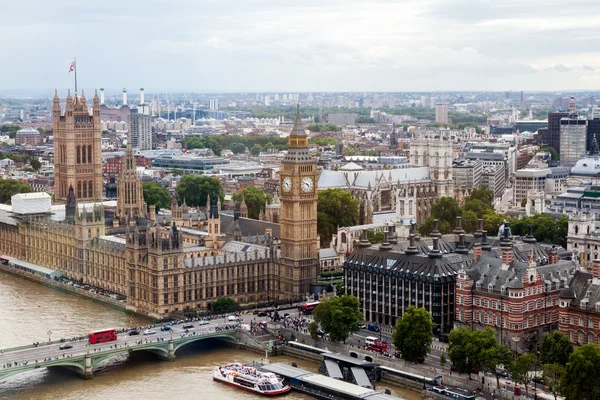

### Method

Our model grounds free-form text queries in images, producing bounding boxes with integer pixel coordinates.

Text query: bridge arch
[172,332,237,355]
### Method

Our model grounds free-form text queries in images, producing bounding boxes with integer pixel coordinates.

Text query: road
[0,314,263,369]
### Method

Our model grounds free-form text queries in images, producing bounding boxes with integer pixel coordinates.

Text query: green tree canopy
[561,344,600,400]
[250,144,262,156]
[312,295,363,343]
[541,331,574,366]
[309,137,338,146]
[509,214,569,248]
[392,306,435,363]
[0,177,33,204]
[142,182,172,212]
[229,142,246,154]
[232,187,271,220]
[211,297,239,314]
[317,188,360,247]
[510,353,537,397]
[186,136,223,156]
[544,363,565,400]
[448,327,512,386]
[175,175,223,207]
[29,158,41,170]
[307,124,341,132]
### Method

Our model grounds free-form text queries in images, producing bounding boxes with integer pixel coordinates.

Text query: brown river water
[0,272,420,400]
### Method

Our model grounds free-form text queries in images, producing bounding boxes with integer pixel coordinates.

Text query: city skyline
[2,0,599,93]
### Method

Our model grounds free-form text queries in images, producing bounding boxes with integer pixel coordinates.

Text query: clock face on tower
[301,177,314,192]
[282,176,292,192]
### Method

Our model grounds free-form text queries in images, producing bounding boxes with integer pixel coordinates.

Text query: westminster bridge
[0,320,243,381]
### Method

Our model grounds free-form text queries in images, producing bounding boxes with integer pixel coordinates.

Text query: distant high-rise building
[209,99,219,110]
[560,112,587,167]
[569,96,577,114]
[538,111,569,151]
[274,94,280,101]
[53,89,103,202]
[520,91,525,109]
[264,96,271,107]
[129,113,152,151]
[19,109,24,120]
[435,102,449,124]
[593,106,600,119]
[430,97,437,108]
[282,94,288,101]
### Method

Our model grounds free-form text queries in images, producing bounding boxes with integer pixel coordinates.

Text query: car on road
[367,323,380,332]
[160,326,172,331]
[143,329,156,335]
[496,369,509,378]
[199,320,210,325]
[128,330,140,336]
[227,316,240,322]
[182,324,194,329]
[59,343,73,350]
[257,311,268,317]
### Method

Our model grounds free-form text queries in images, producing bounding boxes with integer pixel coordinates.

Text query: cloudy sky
[2,0,600,93]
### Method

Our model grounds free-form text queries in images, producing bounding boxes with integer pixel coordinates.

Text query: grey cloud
[584,65,595,71]
[554,64,571,72]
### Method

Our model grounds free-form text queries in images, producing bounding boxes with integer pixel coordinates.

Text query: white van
[227,315,240,322]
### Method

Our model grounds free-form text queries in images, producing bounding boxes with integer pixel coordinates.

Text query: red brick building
[455,224,576,354]
[558,263,600,346]
[103,155,151,175]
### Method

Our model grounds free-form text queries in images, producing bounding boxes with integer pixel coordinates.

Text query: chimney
[122,87,128,106]
[473,239,482,261]
[405,224,419,255]
[474,218,483,238]
[431,219,442,238]
[100,88,105,105]
[523,224,536,243]
[548,245,559,265]
[379,230,392,251]
[358,229,372,248]
[140,88,145,105]
[453,216,465,235]
[593,259,600,279]
[481,230,492,251]
[501,222,513,266]
[429,236,442,259]
[456,233,468,254]
[149,204,156,220]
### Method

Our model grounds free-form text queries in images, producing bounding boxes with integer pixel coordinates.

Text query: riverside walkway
[0,320,238,380]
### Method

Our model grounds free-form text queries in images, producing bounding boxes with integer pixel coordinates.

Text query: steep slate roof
[564,271,600,309]
[220,213,281,238]
[318,170,349,189]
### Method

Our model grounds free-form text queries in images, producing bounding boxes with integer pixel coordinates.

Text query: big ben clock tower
[279,104,319,299]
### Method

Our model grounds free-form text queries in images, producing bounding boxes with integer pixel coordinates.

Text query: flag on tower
[69,60,76,73]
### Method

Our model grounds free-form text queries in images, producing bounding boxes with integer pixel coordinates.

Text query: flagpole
[74,57,78,94]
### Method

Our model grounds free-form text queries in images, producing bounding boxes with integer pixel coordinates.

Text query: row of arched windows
[76,145,93,164]
[77,179,94,199]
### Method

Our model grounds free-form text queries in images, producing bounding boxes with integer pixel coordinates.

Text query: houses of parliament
[0,90,319,318]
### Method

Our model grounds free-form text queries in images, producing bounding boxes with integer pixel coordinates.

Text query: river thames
[0,273,420,400]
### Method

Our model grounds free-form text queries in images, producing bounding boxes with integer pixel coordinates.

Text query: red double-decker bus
[300,301,320,315]
[88,328,118,344]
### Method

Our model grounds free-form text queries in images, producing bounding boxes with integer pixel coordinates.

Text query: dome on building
[571,156,600,177]
[559,287,575,299]
[507,276,524,289]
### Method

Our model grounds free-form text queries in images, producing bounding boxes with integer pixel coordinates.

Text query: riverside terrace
[0,321,238,381]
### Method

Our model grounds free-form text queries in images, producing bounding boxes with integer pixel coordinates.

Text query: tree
[312,295,363,343]
[464,199,490,218]
[541,331,574,366]
[29,158,41,170]
[561,344,600,400]
[175,175,223,207]
[392,306,435,363]
[440,353,447,371]
[0,177,33,204]
[232,187,271,220]
[211,297,239,314]
[448,327,512,387]
[317,188,360,247]
[366,229,385,244]
[462,210,478,233]
[543,363,565,400]
[467,187,494,207]
[432,197,462,224]
[229,142,246,154]
[540,146,559,161]
[309,322,319,340]
[250,144,262,156]
[142,182,172,212]
[483,211,505,236]
[510,353,536,396]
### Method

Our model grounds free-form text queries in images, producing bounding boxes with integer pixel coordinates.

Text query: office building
[453,159,483,203]
[538,112,569,152]
[15,128,43,145]
[481,164,505,200]
[209,99,219,111]
[560,114,587,167]
[435,102,449,124]
[129,113,152,151]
